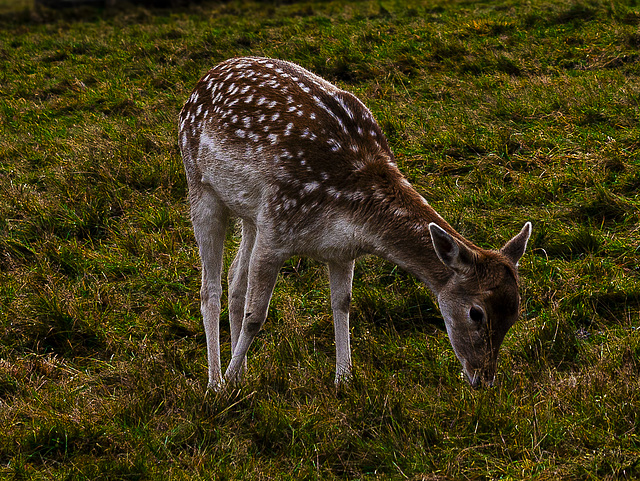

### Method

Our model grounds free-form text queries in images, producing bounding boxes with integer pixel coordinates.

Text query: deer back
[179,57,414,259]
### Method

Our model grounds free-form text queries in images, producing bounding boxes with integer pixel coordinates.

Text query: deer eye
[469,306,485,324]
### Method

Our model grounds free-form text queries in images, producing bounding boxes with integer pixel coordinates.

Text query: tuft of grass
[1,0,640,479]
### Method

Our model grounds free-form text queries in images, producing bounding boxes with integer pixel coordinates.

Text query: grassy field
[1,0,640,478]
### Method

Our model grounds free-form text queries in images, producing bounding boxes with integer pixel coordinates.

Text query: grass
[1,0,640,478]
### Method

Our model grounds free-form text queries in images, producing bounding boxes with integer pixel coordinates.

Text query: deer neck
[356,167,471,295]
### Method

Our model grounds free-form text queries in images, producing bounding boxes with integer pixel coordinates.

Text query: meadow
[1,0,639,478]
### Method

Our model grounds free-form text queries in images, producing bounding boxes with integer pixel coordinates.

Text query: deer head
[430,222,531,387]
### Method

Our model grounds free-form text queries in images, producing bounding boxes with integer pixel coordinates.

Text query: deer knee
[200,283,222,304]
[335,292,351,314]
[242,312,264,336]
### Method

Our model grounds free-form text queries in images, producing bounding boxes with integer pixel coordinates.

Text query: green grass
[1,0,640,478]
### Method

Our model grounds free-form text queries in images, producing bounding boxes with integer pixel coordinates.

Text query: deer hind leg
[224,234,284,384]
[227,220,257,376]
[328,260,355,385]
[190,188,230,391]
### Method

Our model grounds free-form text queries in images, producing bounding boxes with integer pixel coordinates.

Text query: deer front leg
[224,243,284,384]
[329,260,355,385]
[190,192,229,391]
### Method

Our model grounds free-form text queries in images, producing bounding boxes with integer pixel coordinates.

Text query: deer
[178,56,532,390]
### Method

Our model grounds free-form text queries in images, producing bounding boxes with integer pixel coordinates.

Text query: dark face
[437,261,521,388]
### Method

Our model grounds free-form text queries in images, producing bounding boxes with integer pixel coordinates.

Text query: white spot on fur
[327,139,341,152]
[285,123,294,136]
[326,186,341,199]
[283,198,297,211]
[337,96,354,119]
[302,181,319,195]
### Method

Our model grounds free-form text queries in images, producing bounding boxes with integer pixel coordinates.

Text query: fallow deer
[179,56,531,389]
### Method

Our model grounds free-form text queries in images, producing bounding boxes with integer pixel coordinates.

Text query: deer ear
[500,222,532,266]
[429,223,474,273]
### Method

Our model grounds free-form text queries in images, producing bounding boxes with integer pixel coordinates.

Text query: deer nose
[466,369,495,389]
[482,372,495,388]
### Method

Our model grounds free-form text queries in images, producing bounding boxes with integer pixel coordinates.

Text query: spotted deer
[179,56,531,390]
